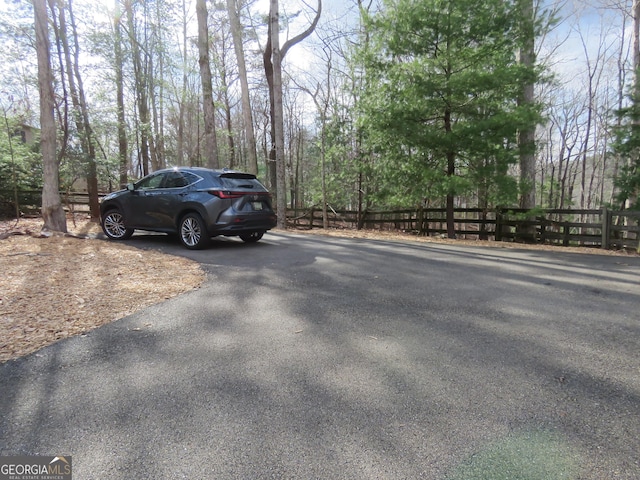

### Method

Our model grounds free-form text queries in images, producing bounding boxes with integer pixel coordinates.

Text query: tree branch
[281,0,322,58]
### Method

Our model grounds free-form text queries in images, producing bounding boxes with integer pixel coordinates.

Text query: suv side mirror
[127,183,135,191]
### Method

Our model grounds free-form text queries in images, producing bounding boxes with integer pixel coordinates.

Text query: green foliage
[0,124,42,191]
[356,0,542,209]
[0,120,43,216]
[301,103,368,210]
[615,162,640,209]
[611,90,640,210]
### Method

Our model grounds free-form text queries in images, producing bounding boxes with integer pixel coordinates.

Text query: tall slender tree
[269,0,286,227]
[114,0,128,188]
[518,0,537,212]
[264,0,321,226]
[125,0,152,176]
[34,0,66,232]
[55,0,100,218]
[196,0,220,169]
[227,0,258,175]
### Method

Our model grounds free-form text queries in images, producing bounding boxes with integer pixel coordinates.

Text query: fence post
[495,208,502,242]
[601,206,610,250]
[539,218,546,244]
[562,223,570,246]
[417,205,426,235]
[637,216,640,254]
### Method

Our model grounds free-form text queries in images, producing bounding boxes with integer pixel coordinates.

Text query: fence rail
[288,206,640,251]
[0,189,104,213]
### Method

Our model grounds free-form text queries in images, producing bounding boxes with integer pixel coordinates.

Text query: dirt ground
[1,214,636,364]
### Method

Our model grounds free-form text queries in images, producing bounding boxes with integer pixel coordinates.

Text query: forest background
[1,0,639,233]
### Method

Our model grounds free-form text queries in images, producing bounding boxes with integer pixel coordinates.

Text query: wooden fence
[3,190,638,251]
[288,206,640,251]
[0,190,101,214]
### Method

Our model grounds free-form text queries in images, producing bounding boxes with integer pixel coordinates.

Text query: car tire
[101,209,134,240]
[239,231,264,243]
[179,213,210,250]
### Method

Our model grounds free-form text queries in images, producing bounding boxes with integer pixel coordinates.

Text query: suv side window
[161,171,201,189]
[162,172,189,189]
[181,172,201,187]
[136,173,164,190]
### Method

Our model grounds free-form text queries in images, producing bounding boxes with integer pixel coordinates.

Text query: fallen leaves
[0,217,205,363]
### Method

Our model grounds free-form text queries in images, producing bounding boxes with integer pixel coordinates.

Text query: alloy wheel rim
[181,218,201,246]
[105,214,126,238]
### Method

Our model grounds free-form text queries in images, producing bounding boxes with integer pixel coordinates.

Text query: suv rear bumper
[210,214,277,235]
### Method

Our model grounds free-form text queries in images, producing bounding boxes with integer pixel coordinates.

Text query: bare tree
[209,9,237,168]
[34,0,66,232]
[265,0,322,228]
[175,0,189,166]
[124,0,152,176]
[53,0,100,218]
[114,0,128,188]
[227,0,258,175]
[269,0,286,227]
[196,0,219,169]
[293,47,333,229]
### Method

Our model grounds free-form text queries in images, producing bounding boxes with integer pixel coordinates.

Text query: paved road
[1,232,639,479]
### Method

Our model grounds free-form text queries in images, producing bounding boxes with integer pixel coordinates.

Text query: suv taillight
[208,190,244,199]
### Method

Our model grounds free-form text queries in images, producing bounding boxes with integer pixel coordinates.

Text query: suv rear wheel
[179,213,210,250]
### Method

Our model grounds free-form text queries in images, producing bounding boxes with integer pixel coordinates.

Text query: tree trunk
[176,0,188,166]
[634,0,640,95]
[34,0,66,232]
[148,55,161,171]
[57,0,99,218]
[227,0,258,175]
[153,0,165,170]
[518,0,536,212]
[219,64,235,168]
[270,0,286,228]
[196,0,219,169]
[262,32,278,191]
[515,0,537,243]
[630,0,640,209]
[114,0,128,188]
[125,0,151,176]
[446,153,456,239]
[263,0,322,211]
[443,105,456,239]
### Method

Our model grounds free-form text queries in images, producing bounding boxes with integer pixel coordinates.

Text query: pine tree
[612,91,640,209]
[358,0,541,237]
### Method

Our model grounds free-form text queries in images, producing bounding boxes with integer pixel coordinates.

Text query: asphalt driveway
[1,232,639,479]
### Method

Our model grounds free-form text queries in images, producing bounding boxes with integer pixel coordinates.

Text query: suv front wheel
[101,209,134,240]
[179,213,210,250]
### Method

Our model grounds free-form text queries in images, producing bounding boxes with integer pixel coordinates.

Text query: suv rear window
[219,172,265,190]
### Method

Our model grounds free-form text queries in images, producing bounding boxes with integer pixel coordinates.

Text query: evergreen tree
[358,0,541,237]
[612,92,640,209]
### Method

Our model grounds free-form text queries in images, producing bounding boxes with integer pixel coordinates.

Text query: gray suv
[100,167,277,249]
